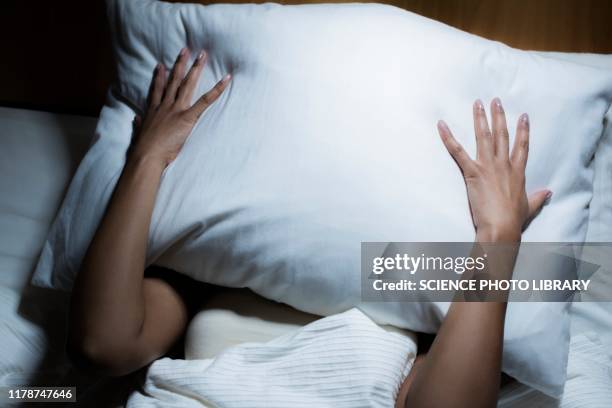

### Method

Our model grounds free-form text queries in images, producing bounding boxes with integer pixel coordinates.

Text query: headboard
[2,0,610,116]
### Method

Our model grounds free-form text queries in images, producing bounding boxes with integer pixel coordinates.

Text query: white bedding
[129,308,417,407]
[35,1,612,395]
[130,332,612,408]
[0,107,142,407]
[0,107,94,291]
[179,287,612,408]
[0,106,95,387]
[1,69,611,406]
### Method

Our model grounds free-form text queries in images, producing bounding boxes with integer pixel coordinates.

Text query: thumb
[527,189,553,220]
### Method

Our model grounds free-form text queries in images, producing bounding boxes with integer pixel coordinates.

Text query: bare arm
[396,98,551,408]
[68,48,231,376]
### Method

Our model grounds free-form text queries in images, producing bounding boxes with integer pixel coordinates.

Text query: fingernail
[222,73,232,82]
[179,47,187,57]
[520,113,529,128]
[475,99,485,111]
[545,190,553,200]
[493,97,503,112]
[437,120,449,131]
[194,51,206,66]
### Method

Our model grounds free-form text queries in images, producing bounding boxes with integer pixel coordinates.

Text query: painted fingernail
[222,73,232,82]
[475,99,485,111]
[520,113,529,128]
[437,120,449,131]
[493,97,503,112]
[196,50,206,63]
[545,190,553,200]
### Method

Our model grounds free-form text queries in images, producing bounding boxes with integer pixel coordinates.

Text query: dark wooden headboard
[1,0,610,116]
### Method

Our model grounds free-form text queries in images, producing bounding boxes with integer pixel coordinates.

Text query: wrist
[126,149,167,175]
[476,226,521,243]
[128,144,168,168]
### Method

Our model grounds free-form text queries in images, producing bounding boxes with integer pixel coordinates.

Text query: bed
[0,107,145,406]
[1,1,612,407]
[1,85,611,408]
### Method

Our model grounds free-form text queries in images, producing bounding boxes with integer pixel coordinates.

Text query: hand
[130,47,231,167]
[437,98,551,240]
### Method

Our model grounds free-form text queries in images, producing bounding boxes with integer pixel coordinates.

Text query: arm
[67,48,231,376]
[396,98,551,408]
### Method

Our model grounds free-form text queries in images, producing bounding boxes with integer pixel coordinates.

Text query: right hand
[437,98,551,241]
[131,47,231,167]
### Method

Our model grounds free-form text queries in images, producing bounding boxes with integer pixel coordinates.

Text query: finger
[511,113,530,170]
[491,97,509,159]
[148,64,166,110]
[162,48,190,105]
[473,99,494,161]
[438,120,477,176]
[177,50,207,107]
[527,190,552,220]
[186,74,232,120]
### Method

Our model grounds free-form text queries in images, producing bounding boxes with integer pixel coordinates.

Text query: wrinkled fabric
[32,0,612,397]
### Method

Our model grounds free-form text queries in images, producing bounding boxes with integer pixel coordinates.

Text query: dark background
[1,0,611,117]
[1,1,113,116]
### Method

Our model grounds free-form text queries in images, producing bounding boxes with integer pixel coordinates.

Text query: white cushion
[534,52,612,243]
[33,0,612,396]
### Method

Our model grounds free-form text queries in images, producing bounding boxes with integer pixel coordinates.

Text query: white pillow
[588,105,612,241]
[0,107,94,290]
[533,52,612,242]
[33,0,612,397]
[540,53,612,243]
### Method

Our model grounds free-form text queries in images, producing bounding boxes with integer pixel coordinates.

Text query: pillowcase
[534,53,612,242]
[0,107,95,290]
[588,101,612,242]
[33,0,612,396]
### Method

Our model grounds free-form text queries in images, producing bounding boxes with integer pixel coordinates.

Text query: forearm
[66,49,229,376]
[400,98,549,407]
[398,228,519,408]
[69,154,164,354]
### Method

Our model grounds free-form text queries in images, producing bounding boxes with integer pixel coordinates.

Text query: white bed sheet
[0,107,94,290]
[0,106,94,385]
[0,107,142,407]
[1,102,611,407]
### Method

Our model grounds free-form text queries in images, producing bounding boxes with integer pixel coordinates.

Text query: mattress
[1,105,611,407]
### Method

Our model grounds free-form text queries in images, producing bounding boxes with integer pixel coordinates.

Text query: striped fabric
[499,332,612,408]
[561,333,612,408]
[127,308,417,407]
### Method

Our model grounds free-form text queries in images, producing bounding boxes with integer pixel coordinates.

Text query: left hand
[437,98,551,240]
